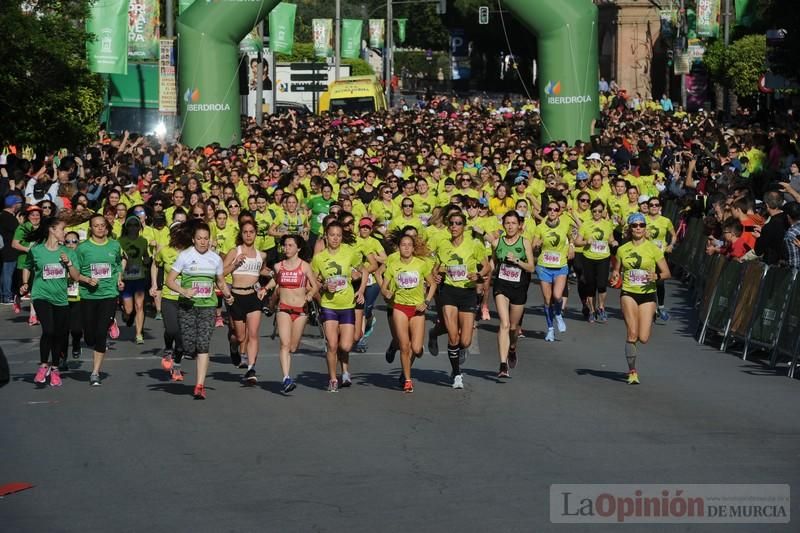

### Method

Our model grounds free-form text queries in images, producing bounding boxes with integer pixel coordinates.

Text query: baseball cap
[586,152,602,161]
[26,204,42,213]
[353,148,365,157]
[627,212,646,225]
[358,217,373,228]
[576,171,589,181]
[4,195,22,208]
[514,175,528,185]
[638,194,651,204]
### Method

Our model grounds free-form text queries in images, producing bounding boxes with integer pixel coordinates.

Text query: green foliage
[703,34,766,98]
[702,39,727,80]
[276,42,373,76]
[0,1,105,150]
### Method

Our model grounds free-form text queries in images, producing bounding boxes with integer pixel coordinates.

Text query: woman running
[311,221,367,392]
[21,217,81,387]
[75,214,125,387]
[487,211,534,377]
[152,218,187,382]
[574,200,617,323]
[381,234,437,393]
[166,220,234,399]
[12,204,43,325]
[118,216,150,344]
[353,218,386,353]
[609,213,671,385]
[63,231,83,366]
[432,210,491,389]
[264,234,319,393]
[532,200,574,342]
[223,220,270,385]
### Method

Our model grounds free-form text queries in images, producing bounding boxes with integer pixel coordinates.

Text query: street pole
[256,22,264,125]
[385,0,393,108]
[335,0,341,81]
[723,0,731,117]
[680,0,687,109]
[166,0,174,38]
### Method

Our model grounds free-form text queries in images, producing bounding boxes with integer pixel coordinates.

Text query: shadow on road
[574,368,628,383]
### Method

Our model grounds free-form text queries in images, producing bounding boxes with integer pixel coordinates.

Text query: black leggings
[60,300,83,356]
[162,299,183,357]
[581,256,611,299]
[32,300,69,366]
[81,298,117,353]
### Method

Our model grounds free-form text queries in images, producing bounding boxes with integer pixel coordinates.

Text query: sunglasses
[630,223,647,228]
[649,203,660,208]
[448,220,465,226]
[193,213,204,218]
[64,239,79,244]
[359,224,372,229]
[154,201,163,206]
[547,207,561,213]
[228,204,240,208]
[592,209,604,214]
[402,204,413,208]
[578,198,590,203]
[382,191,392,194]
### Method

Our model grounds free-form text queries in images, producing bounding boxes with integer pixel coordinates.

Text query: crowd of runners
[2,91,800,397]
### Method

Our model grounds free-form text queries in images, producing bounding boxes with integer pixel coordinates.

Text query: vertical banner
[368,19,384,48]
[159,39,177,115]
[659,9,674,39]
[341,19,362,59]
[128,0,160,60]
[396,19,407,44]
[87,0,130,75]
[696,0,720,38]
[735,0,755,27]
[269,2,297,55]
[312,18,333,58]
[178,0,194,14]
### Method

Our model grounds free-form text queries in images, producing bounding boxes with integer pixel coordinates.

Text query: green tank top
[495,235,527,264]
[494,235,529,285]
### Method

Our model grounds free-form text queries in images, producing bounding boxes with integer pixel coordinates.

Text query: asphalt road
[1,280,798,532]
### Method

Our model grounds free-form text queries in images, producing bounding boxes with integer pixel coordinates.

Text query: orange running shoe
[403,379,414,393]
[193,383,205,399]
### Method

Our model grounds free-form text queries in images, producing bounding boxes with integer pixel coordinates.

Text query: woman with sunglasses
[20,217,81,387]
[609,213,671,385]
[340,213,379,354]
[381,234,437,393]
[645,197,676,322]
[63,231,84,364]
[368,185,396,236]
[311,221,368,392]
[574,200,617,323]
[166,220,234,399]
[118,215,150,344]
[12,205,44,324]
[38,200,57,219]
[432,211,491,389]
[486,211,535,377]
[76,214,125,386]
[532,200,574,342]
[353,217,386,353]
[269,193,308,243]
[387,198,423,234]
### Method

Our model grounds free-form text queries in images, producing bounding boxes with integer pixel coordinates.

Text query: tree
[0,1,105,151]
[702,34,766,99]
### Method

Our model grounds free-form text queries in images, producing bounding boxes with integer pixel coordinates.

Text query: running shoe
[428,327,439,356]
[34,365,49,384]
[229,343,241,367]
[385,344,396,363]
[161,351,174,371]
[89,372,101,386]
[135,334,144,345]
[238,355,249,370]
[12,300,21,314]
[498,363,510,378]
[481,305,490,321]
[340,372,352,388]
[545,327,555,342]
[124,313,135,328]
[363,316,377,338]
[596,308,608,324]
[281,377,296,394]
[355,338,367,353]
[627,369,640,385]
[58,356,69,372]
[72,348,81,359]
[193,383,206,399]
[458,347,468,365]
[108,319,120,340]
[587,312,596,324]
[452,374,464,389]
[214,315,224,328]
[244,368,258,385]
[28,315,39,326]
[582,303,590,319]
[154,312,163,321]
[170,367,183,382]
[658,308,671,322]
[403,379,414,393]
[328,379,339,393]
[508,349,518,369]
[49,368,62,387]
[555,314,567,333]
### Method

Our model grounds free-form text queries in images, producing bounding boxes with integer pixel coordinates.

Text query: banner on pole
[128,0,160,60]
[87,0,130,75]
[312,18,333,58]
[159,39,177,115]
[696,0,720,38]
[368,19,385,48]
[341,19,362,59]
[269,2,297,55]
[396,19,407,44]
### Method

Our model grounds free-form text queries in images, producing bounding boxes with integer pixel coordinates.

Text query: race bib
[67,282,79,297]
[90,263,112,279]
[590,240,609,254]
[366,273,377,286]
[191,281,213,298]
[419,214,432,226]
[42,263,66,280]
[396,271,420,289]
[446,264,468,282]
[498,263,522,282]
[653,239,664,250]
[628,269,649,286]
[541,251,562,266]
[326,275,348,293]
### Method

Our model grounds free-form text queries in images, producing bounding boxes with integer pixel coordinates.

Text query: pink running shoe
[109,318,120,339]
[481,305,490,321]
[49,368,62,387]
[34,365,49,384]
[214,315,224,328]
[28,315,39,326]
[12,299,21,314]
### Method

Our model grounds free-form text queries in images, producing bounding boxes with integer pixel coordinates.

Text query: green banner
[178,0,194,15]
[312,18,333,58]
[368,19,384,48]
[341,19,362,59]
[696,0,719,38]
[87,0,130,75]
[128,0,160,60]
[269,2,297,55]
[396,18,407,44]
[735,0,755,27]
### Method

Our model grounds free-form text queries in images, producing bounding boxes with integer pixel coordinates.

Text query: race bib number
[125,264,142,278]
[590,240,609,254]
[366,273,377,286]
[446,264,468,282]
[653,239,664,250]
[419,214,432,226]
[396,271,420,289]
[67,282,79,297]
[498,263,522,282]
[191,281,213,298]
[42,263,66,280]
[541,251,562,266]
[628,269,649,286]
[90,263,112,279]
[326,275,348,293]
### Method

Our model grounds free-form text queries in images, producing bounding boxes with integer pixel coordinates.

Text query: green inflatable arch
[178,0,597,147]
